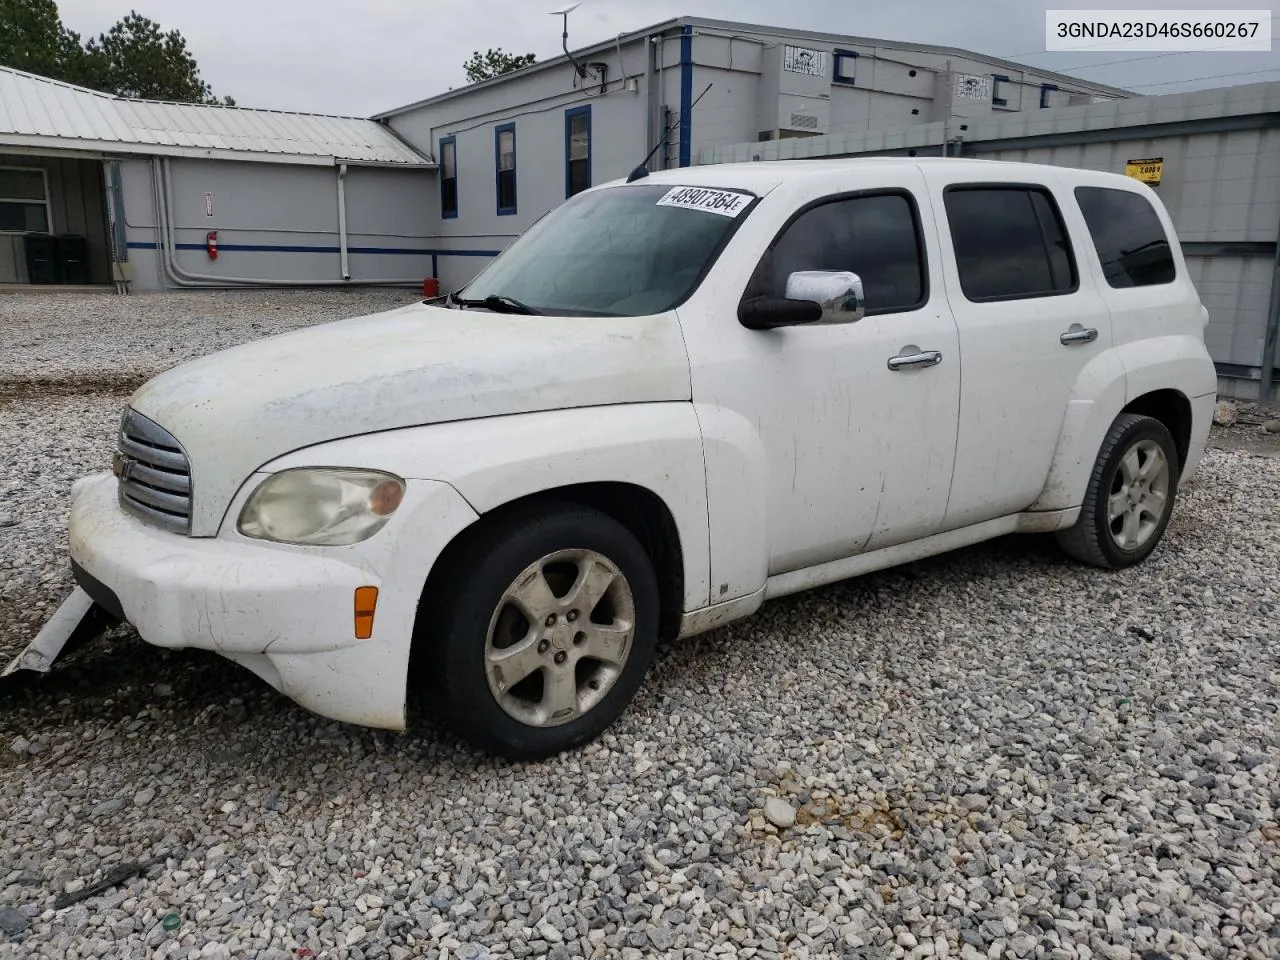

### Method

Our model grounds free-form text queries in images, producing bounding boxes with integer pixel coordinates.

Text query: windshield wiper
[449,292,542,315]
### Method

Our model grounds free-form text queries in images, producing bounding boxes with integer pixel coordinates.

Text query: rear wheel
[1056,413,1179,570]
[425,503,659,760]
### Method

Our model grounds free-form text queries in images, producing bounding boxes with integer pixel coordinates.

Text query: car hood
[128,301,692,535]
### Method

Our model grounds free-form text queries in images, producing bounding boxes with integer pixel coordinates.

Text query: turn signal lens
[369,479,404,517]
[354,586,379,640]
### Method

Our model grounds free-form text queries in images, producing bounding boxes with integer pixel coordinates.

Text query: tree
[0,0,82,80]
[87,11,233,104]
[0,0,233,104]
[464,47,536,84]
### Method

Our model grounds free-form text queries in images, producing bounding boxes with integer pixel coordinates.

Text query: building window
[565,105,591,198]
[833,49,858,86]
[1039,83,1058,109]
[943,185,1078,302]
[991,74,1009,107]
[440,136,457,220]
[1074,186,1176,288]
[495,122,517,216]
[0,167,50,232]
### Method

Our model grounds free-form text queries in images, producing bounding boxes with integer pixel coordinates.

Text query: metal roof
[0,66,432,167]
[373,15,1130,119]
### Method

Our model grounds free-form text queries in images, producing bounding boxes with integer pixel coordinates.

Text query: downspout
[337,162,351,281]
[1260,228,1280,404]
[646,33,659,162]
[941,59,951,158]
[678,24,694,167]
[156,158,421,287]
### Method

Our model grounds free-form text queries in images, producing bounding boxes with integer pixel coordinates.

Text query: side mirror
[784,270,866,325]
[738,270,866,330]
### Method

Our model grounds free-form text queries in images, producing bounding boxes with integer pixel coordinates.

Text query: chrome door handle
[1060,325,1098,345]
[887,348,942,371]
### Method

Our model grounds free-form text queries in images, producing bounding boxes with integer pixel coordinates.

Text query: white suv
[51,158,1217,758]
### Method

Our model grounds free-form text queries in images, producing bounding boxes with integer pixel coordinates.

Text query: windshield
[458,183,757,317]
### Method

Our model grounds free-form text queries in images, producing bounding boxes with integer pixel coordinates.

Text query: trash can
[56,234,89,285]
[22,233,58,284]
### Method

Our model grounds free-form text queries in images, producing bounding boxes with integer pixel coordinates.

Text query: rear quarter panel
[1067,170,1215,392]
[1030,170,1217,510]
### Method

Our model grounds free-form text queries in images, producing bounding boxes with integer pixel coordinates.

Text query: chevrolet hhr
[48,159,1217,759]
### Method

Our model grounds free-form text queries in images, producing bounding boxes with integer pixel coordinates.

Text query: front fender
[260,403,712,612]
[692,403,770,602]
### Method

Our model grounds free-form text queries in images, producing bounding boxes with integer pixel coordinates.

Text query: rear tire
[1056,413,1180,570]
[422,503,659,760]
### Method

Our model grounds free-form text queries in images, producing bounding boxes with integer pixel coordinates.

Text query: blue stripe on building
[126,241,500,257]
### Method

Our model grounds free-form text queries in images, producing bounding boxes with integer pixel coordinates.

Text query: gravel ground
[2,292,1279,960]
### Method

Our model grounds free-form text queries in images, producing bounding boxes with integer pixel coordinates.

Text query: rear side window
[1074,186,1176,288]
[943,186,1077,301]
[743,191,927,314]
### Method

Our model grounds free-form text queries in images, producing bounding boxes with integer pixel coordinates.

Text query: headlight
[237,468,405,546]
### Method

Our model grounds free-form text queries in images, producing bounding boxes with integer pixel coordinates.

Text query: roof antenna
[627,81,714,183]
[549,3,587,78]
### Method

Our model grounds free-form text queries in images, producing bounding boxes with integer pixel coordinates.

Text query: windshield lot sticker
[657,187,753,218]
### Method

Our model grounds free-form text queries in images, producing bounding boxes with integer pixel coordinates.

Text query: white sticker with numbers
[656,186,753,218]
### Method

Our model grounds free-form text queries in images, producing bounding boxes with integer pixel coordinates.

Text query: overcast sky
[54,0,1280,116]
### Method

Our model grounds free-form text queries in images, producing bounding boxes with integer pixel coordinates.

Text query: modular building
[376,16,1128,292]
[0,65,435,291]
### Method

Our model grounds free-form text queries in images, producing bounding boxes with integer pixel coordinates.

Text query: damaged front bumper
[1,586,115,678]
[8,472,480,731]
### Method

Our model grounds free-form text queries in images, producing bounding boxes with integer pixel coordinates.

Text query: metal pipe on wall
[337,162,350,281]
[1260,230,1280,404]
[151,158,422,288]
[646,33,658,161]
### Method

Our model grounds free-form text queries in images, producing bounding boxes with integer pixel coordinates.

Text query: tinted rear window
[1074,186,1176,288]
[943,186,1077,301]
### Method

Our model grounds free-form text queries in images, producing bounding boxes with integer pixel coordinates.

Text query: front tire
[425,503,660,760]
[1056,413,1180,570]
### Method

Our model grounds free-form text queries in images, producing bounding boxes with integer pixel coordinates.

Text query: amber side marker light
[354,586,379,640]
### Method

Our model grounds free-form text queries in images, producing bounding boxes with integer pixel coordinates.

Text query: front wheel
[1056,413,1180,570]
[425,503,660,760]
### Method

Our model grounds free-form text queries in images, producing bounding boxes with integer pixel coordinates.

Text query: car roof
[607,157,1142,195]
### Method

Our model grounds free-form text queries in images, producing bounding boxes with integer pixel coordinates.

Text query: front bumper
[67,473,479,730]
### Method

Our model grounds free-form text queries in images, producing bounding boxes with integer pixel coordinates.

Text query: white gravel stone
[763,798,796,829]
[2,290,1279,960]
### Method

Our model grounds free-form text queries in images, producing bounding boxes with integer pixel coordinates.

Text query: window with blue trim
[565,105,591,198]
[1040,83,1058,109]
[495,122,516,216]
[833,49,858,86]
[991,75,1009,107]
[440,136,457,219]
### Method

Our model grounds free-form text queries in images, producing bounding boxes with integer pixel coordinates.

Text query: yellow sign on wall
[1125,158,1164,185]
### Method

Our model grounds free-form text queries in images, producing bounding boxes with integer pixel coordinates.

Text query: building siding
[387,35,656,289]
[120,157,435,290]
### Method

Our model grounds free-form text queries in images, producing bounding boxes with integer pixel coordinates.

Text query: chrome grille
[115,408,191,534]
